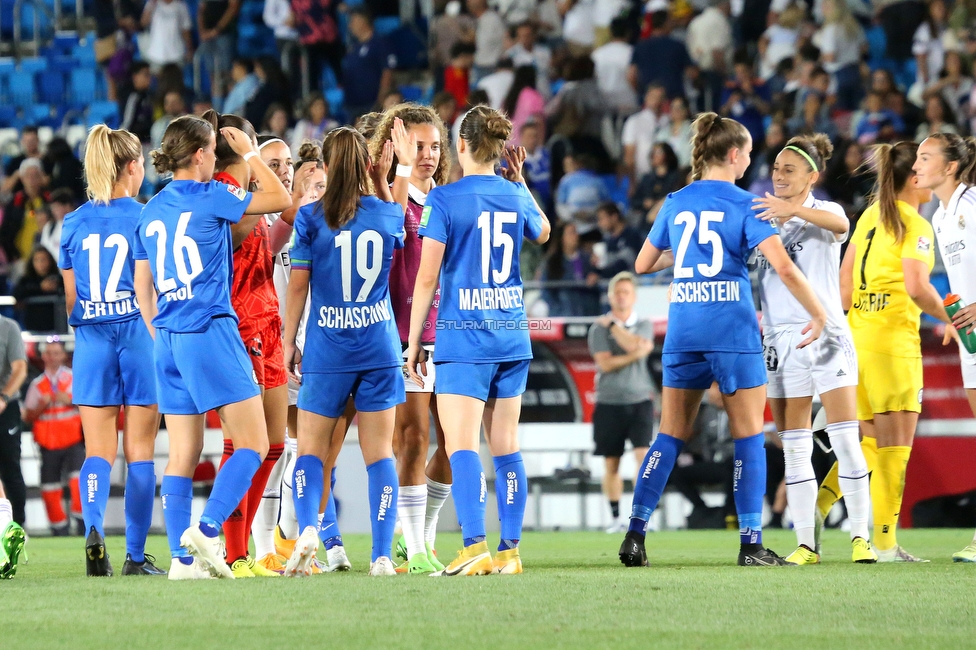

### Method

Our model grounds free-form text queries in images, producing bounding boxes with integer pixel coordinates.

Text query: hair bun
[298,141,323,162]
[810,133,834,165]
[484,114,513,141]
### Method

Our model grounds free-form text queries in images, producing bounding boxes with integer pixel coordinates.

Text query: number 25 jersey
[133,180,253,333]
[290,196,405,374]
[648,180,777,354]
[419,175,545,364]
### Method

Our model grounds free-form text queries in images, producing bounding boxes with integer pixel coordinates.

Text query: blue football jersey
[132,180,252,333]
[59,198,144,327]
[648,180,777,354]
[419,175,544,363]
[291,195,405,374]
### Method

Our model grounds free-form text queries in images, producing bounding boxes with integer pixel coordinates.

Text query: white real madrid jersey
[932,183,976,306]
[757,193,850,334]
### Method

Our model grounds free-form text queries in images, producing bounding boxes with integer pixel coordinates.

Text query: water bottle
[943,294,976,354]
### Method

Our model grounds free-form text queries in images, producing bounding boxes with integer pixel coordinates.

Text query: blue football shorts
[72,318,157,407]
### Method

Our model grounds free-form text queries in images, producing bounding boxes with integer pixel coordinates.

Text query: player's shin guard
[161,475,193,562]
[398,484,427,558]
[320,468,343,549]
[780,429,816,549]
[733,433,766,547]
[449,450,487,546]
[124,461,156,563]
[366,458,398,562]
[278,437,299,539]
[201,449,261,534]
[826,421,871,541]
[872,446,910,551]
[493,451,526,550]
[245,443,284,557]
[292,455,324,534]
[425,478,451,547]
[80,456,112,537]
[629,434,683,534]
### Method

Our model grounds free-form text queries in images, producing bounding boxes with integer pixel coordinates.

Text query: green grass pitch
[4,529,976,649]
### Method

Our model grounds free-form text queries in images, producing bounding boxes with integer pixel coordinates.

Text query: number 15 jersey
[133,180,253,333]
[420,175,545,364]
[648,180,777,354]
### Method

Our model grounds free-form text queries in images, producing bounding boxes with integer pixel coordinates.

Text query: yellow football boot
[784,546,820,566]
[435,541,493,576]
[492,548,522,574]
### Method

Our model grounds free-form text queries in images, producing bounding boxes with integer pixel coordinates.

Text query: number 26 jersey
[419,175,545,364]
[133,179,253,333]
[649,180,777,354]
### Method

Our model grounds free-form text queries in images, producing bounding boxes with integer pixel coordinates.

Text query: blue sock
[320,467,341,547]
[628,434,684,534]
[80,456,112,537]
[449,450,487,547]
[293,455,324,535]
[201,448,260,533]
[124,461,155,563]
[734,433,766,547]
[366,458,398,562]
[160,475,192,561]
[493,451,526,551]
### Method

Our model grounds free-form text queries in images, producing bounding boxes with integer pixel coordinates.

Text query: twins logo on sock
[479,472,487,504]
[506,471,518,506]
[377,485,393,521]
[295,469,306,499]
[86,473,98,504]
[641,451,662,479]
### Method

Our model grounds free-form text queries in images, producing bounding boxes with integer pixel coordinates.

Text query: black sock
[610,500,620,518]
[740,542,763,554]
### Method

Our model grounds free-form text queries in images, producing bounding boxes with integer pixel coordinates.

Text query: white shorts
[763,327,858,399]
[403,345,435,393]
[960,347,976,390]
[287,375,300,406]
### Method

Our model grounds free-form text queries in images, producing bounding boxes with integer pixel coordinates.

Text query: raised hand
[502,146,527,183]
[219,127,257,158]
[390,117,417,168]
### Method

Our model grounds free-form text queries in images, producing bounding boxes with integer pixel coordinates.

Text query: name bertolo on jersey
[457,286,524,311]
[317,300,393,329]
[670,281,741,303]
[80,296,140,320]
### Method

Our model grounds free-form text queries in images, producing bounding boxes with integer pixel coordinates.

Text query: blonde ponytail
[84,125,142,205]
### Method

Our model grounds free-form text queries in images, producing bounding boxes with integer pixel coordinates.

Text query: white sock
[252,450,286,558]
[398,484,427,559]
[425,478,451,548]
[278,437,300,539]
[826,421,871,541]
[781,429,817,549]
[0,498,12,529]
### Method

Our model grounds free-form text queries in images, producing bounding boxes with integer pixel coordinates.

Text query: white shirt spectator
[477,68,515,109]
[815,22,865,74]
[142,0,192,68]
[593,0,628,28]
[506,43,552,98]
[536,0,562,38]
[263,0,299,40]
[759,24,799,79]
[591,40,637,111]
[912,22,958,87]
[474,9,508,68]
[686,6,733,72]
[492,0,537,25]
[622,108,668,180]
[561,0,595,49]
[39,220,62,262]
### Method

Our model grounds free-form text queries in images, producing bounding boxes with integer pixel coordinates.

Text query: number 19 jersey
[290,196,405,374]
[133,180,253,333]
[59,197,143,327]
[419,175,545,363]
[649,180,777,354]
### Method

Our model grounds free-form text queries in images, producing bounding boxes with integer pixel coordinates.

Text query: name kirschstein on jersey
[756,194,851,335]
[933,183,976,307]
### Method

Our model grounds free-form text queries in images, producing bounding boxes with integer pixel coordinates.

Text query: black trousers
[0,401,26,524]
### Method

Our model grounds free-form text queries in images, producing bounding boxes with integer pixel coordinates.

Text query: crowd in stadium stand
[0,0,967,325]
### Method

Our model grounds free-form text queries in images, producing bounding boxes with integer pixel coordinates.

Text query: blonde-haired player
[816,141,956,562]
[752,134,875,564]
[912,132,976,561]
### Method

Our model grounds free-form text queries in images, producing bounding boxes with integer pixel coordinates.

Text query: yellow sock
[871,446,911,552]
[861,436,878,474]
[816,462,842,518]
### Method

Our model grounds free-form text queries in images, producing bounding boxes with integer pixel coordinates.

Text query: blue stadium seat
[52,31,80,54]
[0,105,16,128]
[19,57,46,75]
[324,87,345,120]
[399,84,423,102]
[72,41,97,67]
[47,55,78,75]
[374,16,399,36]
[38,69,64,104]
[69,67,97,108]
[321,65,339,90]
[29,103,56,127]
[87,100,119,128]
[0,0,13,39]
[9,71,35,107]
[600,174,630,211]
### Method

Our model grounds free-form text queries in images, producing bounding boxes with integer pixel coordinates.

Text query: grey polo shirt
[587,315,655,405]
[0,317,26,398]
